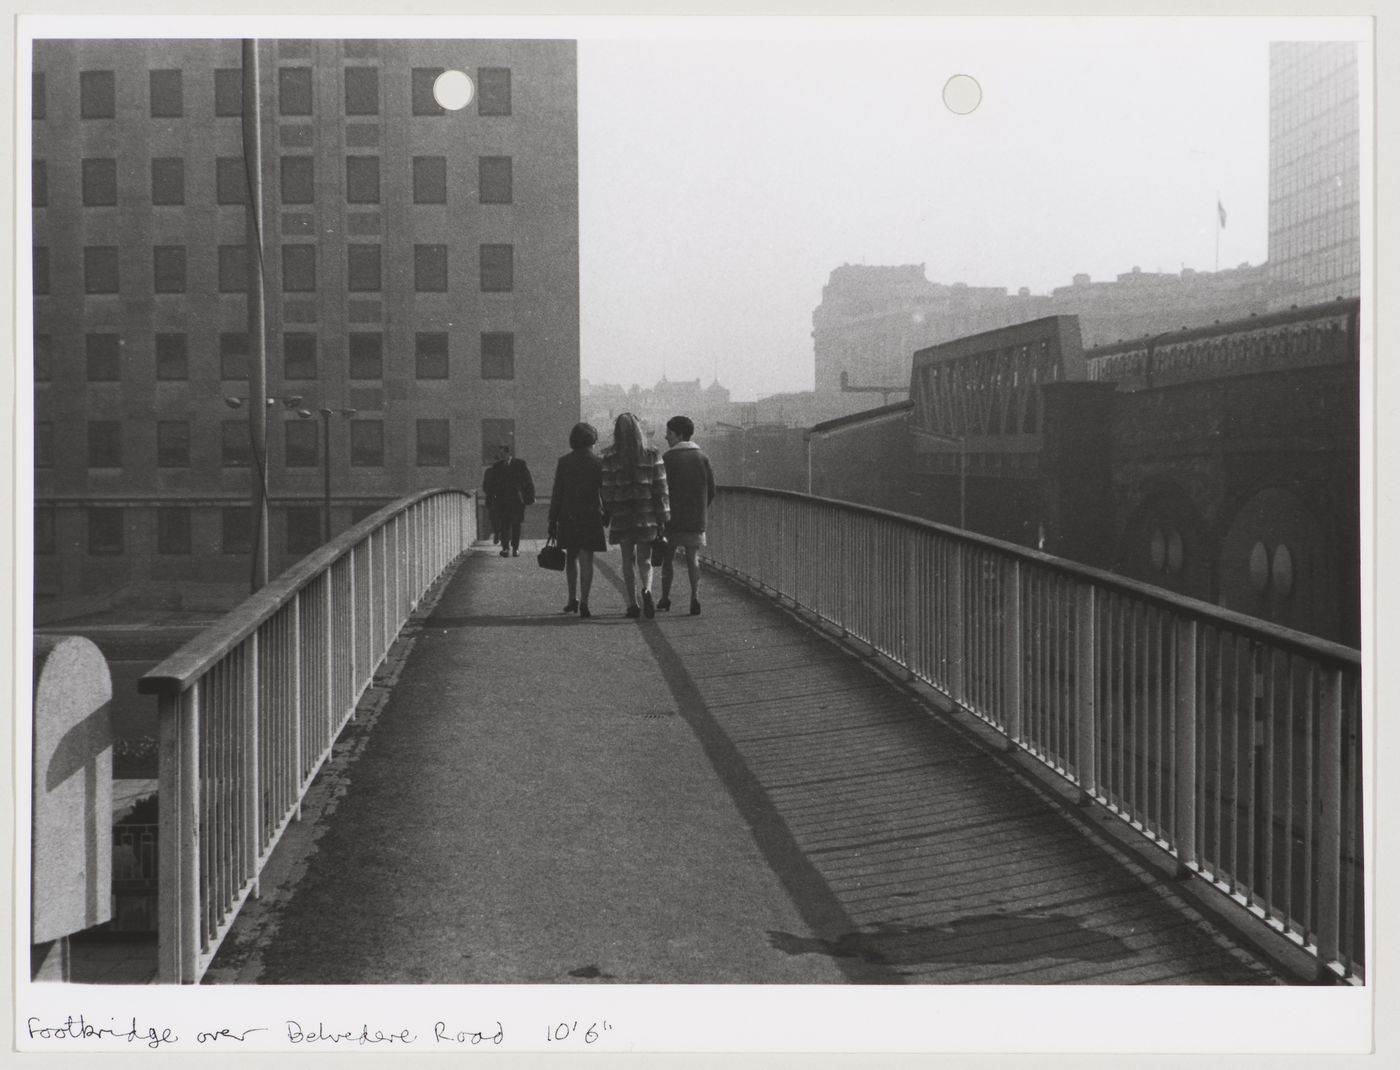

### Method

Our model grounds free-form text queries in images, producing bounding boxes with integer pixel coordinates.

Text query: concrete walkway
[205,541,1284,985]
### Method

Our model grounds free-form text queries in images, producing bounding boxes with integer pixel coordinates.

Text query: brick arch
[1115,481,1213,601]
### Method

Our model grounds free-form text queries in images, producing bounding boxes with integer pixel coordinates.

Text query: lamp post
[317,407,357,543]
[225,395,313,590]
[911,426,966,530]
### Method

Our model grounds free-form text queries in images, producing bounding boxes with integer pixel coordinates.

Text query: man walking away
[659,415,716,615]
[483,443,535,557]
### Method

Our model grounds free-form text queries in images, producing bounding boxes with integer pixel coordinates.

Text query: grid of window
[88,421,122,468]
[417,419,450,467]
[413,156,447,203]
[220,332,249,380]
[153,245,186,293]
[33,160,47,207]
[86,334,121,380]
[347,244,382,292]
[415,332,449,379]
[215,68,242,116]
[35,508,55,556]
[283,331,317,379]
[82,159,117,206]
[88,508,124,555]
[480,419,515,466]
[34,334,51,381]
[411,68,444,115]
[35,422,53,468]
[282,244,317,292]
[477,67,511,116]
[85,247,120,293]
[217,157,247,205]
[80,70,115,119]
[222,507,252,554]
[285,421,319,467]
[149,69,182,117]
[156,333,188,380]
[157,509,192,555]
[157,420,190,467]
[481,332,515,379]
[480,244,513,292]
[479,156,512,204]
[279,67,313,115]
[346,156,381,204]
[415,244,448,292]
[350,420,384,466]
[281,156,314,203]
[344,66,379,115]
[349,332,383,379]
[33,248,49,295]
[222,420,251,467]
[152,158,185,205]
[218,245,247,292]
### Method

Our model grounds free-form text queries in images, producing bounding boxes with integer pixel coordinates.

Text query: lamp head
[224,396,243,409]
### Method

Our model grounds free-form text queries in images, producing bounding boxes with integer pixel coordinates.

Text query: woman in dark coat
[600,412,670,619]
[548,422,608,618]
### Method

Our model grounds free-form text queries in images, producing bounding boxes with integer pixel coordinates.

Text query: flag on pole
[1217,198,1227,229]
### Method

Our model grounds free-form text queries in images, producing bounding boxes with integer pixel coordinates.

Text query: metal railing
[138,489,475,983]
[706,487,1364,983]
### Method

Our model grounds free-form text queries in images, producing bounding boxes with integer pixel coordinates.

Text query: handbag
[537,536,566,571]
[650,533,669,567]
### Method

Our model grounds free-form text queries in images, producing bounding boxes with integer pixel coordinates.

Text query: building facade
[1266,41,1361,309]
[32,38,580,617]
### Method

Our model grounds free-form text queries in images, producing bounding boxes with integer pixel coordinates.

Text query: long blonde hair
[611,412,646,472]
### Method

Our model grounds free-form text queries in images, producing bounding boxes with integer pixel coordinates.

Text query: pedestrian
[600,412,670,618]
[659,415,716,616]
[547,422,607,619]
[482,443,535,557]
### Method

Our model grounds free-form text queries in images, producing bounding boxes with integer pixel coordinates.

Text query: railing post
[1074,582,1097,804]
[1004,560,1023,752]
[1315,666,1344,979]
[948,542,965,702]
[1174,618,1199,878]
[349,542,360,720]
[903,529,918,678]
[291,597,303,821]
[157,689,198,983]
[244,634,260,898]
[325,568,335,740]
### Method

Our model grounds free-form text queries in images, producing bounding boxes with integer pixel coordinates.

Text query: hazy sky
[578,30,1271,400]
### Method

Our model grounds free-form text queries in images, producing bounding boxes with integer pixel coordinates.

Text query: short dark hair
[569,422,598,450]
[666,415,694,440]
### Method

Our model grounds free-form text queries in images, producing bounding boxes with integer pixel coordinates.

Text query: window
[480,243,513,292]
[80,70,115,119]
[279,67,313,115]
[220,332,249,380]
[479,155,512,204]
[82,158,117,205]
[88,508,125,555]
[286,506,322,555]
[347,244,381,292]
[217,157,247,204]
[413,156,446,203]
[85,247,120,293]
[85,334,121,380]
[350,420,384,466]
[285,421,319,467]
[35,508,55,556]
[35,421,53,468]
[415,244,448,292]
[87,421,122,468]
[416,419,450,467]
[346,155,380,204]
[480,419,514,466]
[156,333,188,380]
[411,68,444,115]
[153,245,186,293]
[477,67,511,116]
[349,332,383,379]
[415,332,448,379]
[481,332,515,379]
[281,156,314,203]
[33,71,45,120]
[344,66,379,115]
[157,420,190,467]
[157,508,192,555]
[221,507,252,554]
[33,160,47,207]
[34,334,51,381]
[222,420,251,467]
[33,247,49,295]
[282,244,316,292]
[149,69,182,117]
[152,157,185,205]
[218,245,247,292]
[283,332,317,379]
[214,68,242,116]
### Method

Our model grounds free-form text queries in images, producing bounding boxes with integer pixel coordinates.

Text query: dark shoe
[656,596,672,612]
[563,600,579,614]
[511,548,519,557]
[579,603,591,619]
[625,605,641,619]
[689,599,701,616]
[499,549,510,557]
[642,591,655,619]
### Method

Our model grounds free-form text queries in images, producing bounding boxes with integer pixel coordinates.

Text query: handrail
[138,488,476,982]
[706,486,1364,983]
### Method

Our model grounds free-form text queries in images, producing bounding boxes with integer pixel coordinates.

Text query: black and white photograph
[10,7,1381,1058]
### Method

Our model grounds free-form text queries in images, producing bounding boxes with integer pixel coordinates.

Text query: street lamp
[224,395,315,590]
[911,426,967,530]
